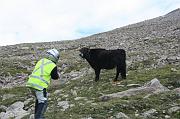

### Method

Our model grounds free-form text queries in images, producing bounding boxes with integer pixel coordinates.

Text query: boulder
[0,101,29,119]
[99,78,169,101]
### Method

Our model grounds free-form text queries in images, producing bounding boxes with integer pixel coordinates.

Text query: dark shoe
[35,101,48,119]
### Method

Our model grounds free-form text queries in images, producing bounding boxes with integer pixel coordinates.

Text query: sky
[0,0,180,46]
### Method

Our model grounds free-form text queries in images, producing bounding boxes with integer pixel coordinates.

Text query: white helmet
[46,49,60,63]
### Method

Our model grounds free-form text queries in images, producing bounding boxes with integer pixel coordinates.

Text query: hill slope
[0,9,180,119]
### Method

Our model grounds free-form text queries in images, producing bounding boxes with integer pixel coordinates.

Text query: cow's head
[79,47,90,59]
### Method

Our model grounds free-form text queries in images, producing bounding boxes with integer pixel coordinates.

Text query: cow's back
[88,49,125,69]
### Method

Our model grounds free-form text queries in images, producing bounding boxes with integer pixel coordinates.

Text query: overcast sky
[0,0,179,46]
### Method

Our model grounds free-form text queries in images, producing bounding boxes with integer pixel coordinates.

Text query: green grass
[127,65,180,87]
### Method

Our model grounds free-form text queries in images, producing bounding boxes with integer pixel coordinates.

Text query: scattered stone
[53,89,62,95]
[71,89,78,96]
[117,84,125,87]
[173,88,180,94]
[141,109,157,118]
[74,97,87,101]
[135,113,139,117]
[57,101,70,111]
[115,112,130,119]
[165,115,171,119]
[168,106,180,114]
[91,103,98,106]
[143,94,151,99]
[127,84,141,87]
[0,105,7,112]
[163,110,166,114]
[62,94,69,98]
[171,68,178,72]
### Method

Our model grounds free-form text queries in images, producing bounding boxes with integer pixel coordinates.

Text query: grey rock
[53,89,62,95]
[173,88,180,94]
[0,105,7,111]
[115,112,130,119]
[0,101,29,119]
[99,78,169,101]
[74,97,87,101]
[71,89,78,96]
[141,109,157,118]
[168,106,180,114]
[144,78,169,93]
[127,84,141,87]
[165,115,171,119]
[57,101,70,111]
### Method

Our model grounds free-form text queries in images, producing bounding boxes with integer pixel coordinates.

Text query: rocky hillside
[0,9,180,119]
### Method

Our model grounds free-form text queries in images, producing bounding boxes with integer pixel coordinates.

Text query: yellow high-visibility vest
[26,58,56,90]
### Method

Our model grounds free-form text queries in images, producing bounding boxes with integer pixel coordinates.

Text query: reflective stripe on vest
[29,75,49,85]
[27,83,44,90]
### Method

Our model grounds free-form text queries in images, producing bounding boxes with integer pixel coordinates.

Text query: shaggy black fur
[79,47,126,82]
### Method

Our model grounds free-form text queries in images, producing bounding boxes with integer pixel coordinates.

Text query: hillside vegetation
[0,9,180,119]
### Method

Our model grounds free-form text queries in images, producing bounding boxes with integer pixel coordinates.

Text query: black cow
[79,47,126,82]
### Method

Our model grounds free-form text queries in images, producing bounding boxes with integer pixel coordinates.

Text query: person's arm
[50,66,59,80]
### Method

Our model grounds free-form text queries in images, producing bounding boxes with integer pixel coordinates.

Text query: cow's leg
[120,63,126,79]
[95,69,101,82]
[121,70,126,79]
[115,66,120,81]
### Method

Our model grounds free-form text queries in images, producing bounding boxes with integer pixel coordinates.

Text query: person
[26,49,60,119]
